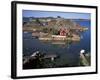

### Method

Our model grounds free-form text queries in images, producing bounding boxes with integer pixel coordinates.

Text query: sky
[23,10,90,19]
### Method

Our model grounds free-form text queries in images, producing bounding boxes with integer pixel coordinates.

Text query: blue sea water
[23,20,91,67]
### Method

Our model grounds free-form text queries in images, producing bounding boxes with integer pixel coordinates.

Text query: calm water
[23,20,91,67]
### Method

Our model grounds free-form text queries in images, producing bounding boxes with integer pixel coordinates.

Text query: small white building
[52,35,66,40]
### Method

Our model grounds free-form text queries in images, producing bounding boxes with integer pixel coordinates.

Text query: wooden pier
[23,51,58,64]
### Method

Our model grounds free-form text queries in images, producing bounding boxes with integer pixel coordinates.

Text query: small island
[23,16,88,42]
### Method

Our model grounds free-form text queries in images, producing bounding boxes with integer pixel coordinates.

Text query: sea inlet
[23,20,91,69]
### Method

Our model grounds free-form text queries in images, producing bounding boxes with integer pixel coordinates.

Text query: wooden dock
[23,51,58,64]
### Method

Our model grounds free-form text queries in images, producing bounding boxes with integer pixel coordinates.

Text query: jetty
[39,34,80,41]
[44,53,58,61]
[23,51,58,64]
